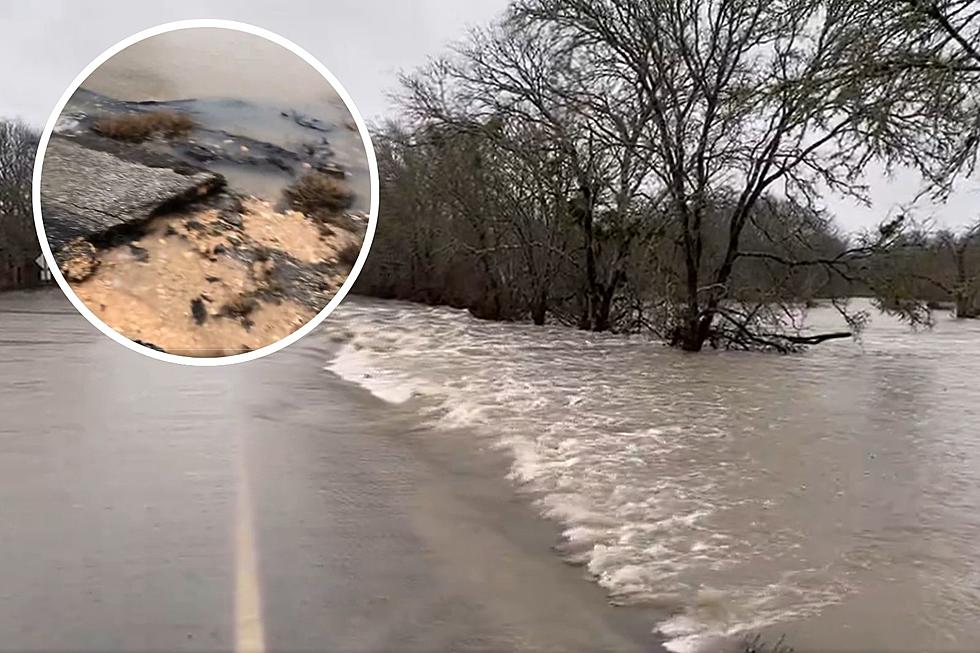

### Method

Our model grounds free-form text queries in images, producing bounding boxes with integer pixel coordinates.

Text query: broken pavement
[38,106,366,357]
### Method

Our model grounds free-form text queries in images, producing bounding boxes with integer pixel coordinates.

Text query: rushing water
[327,298,980,652]
[0,288,656,651]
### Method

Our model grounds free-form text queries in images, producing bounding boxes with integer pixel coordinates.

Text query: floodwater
[77,27,370,208]
[326,297,980,652]
[0,288,655,651]
[4,285,976,651]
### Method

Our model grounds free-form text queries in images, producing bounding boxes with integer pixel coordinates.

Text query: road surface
[0,289,658,652]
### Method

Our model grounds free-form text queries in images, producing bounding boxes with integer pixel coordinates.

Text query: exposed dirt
[240,198,346,264]
[61,196,361,357]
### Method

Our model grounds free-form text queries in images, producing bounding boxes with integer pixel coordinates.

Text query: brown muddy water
[0,288,658,652]
[3,286,977,650]
[326,297,980,652]
[79,26,370,208]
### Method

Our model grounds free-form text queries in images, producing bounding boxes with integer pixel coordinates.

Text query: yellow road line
[235,449,266,653]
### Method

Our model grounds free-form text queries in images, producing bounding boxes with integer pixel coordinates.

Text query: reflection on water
[327,298,980,653]
[79,27,369,208]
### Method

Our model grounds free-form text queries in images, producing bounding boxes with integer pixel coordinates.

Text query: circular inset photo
[33,20,378,365]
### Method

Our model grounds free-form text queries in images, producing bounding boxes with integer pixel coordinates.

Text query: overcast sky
[0,0,509,124]
[1,0,975,232]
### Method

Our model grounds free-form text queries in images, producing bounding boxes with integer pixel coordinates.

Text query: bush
[337,238,361,268]
[284,171,355,215]
[92,111,195,142]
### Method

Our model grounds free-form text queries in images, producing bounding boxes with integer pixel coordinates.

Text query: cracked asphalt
[39,135,222,251]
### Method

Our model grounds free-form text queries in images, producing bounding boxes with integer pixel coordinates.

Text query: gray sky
[0,0,508,124]
[1,0,975,233]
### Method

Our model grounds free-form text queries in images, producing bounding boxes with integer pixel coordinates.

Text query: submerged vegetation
[358,0,980,351]
[92,110,196,143]
[742,633,795,653]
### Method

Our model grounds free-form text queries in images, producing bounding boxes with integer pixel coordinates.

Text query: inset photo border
[32,19,379,366]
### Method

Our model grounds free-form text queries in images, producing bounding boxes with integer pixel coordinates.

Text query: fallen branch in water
[777,331,853,345]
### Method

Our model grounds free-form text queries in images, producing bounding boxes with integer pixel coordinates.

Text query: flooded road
[327,298,980,652]
[4,286,977,652]
[0,289,654,652]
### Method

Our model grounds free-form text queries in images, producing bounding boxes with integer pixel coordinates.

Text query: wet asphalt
[0,289,659,652]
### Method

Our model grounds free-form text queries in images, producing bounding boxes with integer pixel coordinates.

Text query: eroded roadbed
[38,89,367,357]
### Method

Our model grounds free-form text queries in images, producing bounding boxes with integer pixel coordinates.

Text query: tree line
[355,0,980,351]
[0,120,40,289]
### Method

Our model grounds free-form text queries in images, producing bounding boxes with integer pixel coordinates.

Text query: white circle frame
[32,19,380,367]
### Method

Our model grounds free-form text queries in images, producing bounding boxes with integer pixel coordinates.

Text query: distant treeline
[868,224,980,320]
[357,0,980,351]
[0,120,41,290]
[359,126,857,333]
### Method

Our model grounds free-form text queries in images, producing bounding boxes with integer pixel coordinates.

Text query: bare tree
[505,0,963,350]
[876,1,980,193]
[397,19,659,331]
[357,1,974,350]
[0,120,40,283]
[870,219,980,319]
[939,222,980,317]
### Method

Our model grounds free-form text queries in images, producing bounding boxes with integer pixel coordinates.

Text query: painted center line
[235,448,266,653]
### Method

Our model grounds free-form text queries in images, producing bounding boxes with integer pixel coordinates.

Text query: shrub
[92,111,195,143]
[284,171,355,215]
[337,237,361,268]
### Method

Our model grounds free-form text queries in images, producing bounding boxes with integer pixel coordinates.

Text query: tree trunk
[679,249,705,351]
[593,289,613,332]
[469,292,501,321]
[578,185,602,332]
[955,292,977,319]
[592,271,623,333]
[676,303,716,352]
[954,248,977,318]
[679,313,705,351]
[584,244,601,328]
[531,288,548,326]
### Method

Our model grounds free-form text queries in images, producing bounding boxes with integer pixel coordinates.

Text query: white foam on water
[325,343,420,404]
[324,298,980,652]
[322,300,833,650]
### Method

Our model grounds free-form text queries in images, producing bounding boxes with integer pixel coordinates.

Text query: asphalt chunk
[40,136,223,251]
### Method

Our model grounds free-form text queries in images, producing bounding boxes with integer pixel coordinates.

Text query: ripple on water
[325,297,980,652]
